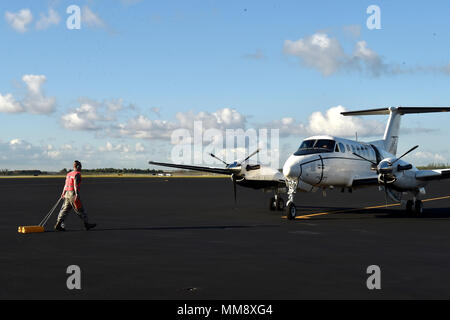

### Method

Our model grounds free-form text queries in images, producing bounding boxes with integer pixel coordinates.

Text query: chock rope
[39,198,62,227]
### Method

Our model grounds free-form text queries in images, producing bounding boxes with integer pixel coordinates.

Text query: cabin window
[339,143,345,153]
[346,144,351,152]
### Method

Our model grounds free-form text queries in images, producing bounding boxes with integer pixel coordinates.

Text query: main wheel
[406,200,414,215]
[414,200,423,215]
[276,197,285,211]
[269,197,276,211]
[286,202,296,220]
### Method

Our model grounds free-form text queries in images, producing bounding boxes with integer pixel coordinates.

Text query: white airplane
[283,106,450,219]
[149,107,450,220]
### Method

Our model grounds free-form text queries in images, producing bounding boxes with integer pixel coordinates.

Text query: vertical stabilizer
[383,108,401,155]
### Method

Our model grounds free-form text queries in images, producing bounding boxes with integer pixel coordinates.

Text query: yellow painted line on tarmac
[281,195,450,220]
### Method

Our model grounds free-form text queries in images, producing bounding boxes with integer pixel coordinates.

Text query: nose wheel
[286,202,296,220]
[285,178,299,221]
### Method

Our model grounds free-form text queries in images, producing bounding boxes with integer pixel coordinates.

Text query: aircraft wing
[149,161,237,175]
[351,176,379,187]
[415,169,450,181]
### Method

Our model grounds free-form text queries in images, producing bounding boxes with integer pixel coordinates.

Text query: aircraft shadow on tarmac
[296,206,450,220]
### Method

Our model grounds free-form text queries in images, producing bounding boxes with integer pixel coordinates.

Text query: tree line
[0,168,164,176]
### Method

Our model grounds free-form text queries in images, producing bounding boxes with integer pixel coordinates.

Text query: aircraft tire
[269,197,277,211]
[276,197,285,211]
[414,200,423,215]
[286,202,296,220]
[406,200,414,215]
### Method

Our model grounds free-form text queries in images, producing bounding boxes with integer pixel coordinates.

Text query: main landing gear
[269,194,285,211]
[405,199,423,216]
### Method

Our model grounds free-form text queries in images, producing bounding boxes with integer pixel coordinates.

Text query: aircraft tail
[342,107,450,155]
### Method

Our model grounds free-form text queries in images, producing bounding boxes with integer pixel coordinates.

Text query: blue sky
[1,0,450,170]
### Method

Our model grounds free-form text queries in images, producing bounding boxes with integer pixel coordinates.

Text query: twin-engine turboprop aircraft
[283,107,450,219]
[149,107,450,220]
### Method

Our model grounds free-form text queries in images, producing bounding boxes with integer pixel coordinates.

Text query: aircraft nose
[283,156,301,178]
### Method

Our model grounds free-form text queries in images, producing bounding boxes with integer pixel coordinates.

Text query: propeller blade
[352,152,377,165]
[238,149,260,165]
[391,145,419,165]
[233,178,237,205]
[209,153,228,166]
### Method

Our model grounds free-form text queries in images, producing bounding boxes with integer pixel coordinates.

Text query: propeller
[232,174,237,205]
[209,149,260,206]
[209,152,228,166]
[390,145,419,166]
[240,149,260,165]
[353,145,419,209]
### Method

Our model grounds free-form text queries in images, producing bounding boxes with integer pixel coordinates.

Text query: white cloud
[0,93,23,113]
[284,31,450,77]
[61,98,135,131]
[412,151,447,164]
[263,117,307,137]
[262,106,384,138]
[135,142,145,152]
[61,103,103,131]
[118,116,177,139]
[21,75,56,114]
[117,108,247,140]
[98,141,131,153]
[36,8,60,30]
[82,6,106,28]
[175,108,246,130]
[5,9,33,33]
[307,105,384,137]
[0,74,56,114]
[284,33,345,76]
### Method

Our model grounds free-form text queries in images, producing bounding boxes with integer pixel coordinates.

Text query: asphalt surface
[2,177,450,299]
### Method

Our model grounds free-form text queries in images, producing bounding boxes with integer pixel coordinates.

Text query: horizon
[1,1,450,171]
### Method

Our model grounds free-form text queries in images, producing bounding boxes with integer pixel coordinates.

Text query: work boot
[84,222,96,231]
[54,220,65,232]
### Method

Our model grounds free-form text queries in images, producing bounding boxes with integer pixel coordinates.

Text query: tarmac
[2,177,450,299]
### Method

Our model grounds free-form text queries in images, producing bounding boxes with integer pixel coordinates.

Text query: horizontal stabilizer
[342,106,450,116]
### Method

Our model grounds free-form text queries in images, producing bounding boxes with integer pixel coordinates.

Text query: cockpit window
[294,139,336,156]
[298,140,316,149]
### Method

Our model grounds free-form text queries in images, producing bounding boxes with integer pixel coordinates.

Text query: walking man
[54,160,96,231]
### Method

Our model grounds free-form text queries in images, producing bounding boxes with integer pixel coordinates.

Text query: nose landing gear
[285,178,299,220]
